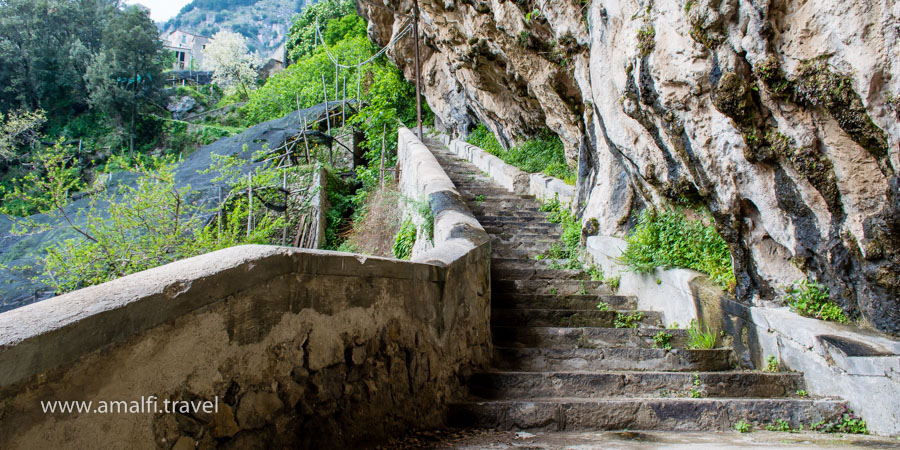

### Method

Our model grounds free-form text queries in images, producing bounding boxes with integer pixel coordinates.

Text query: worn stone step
[493,347,734,372]
[467,371,807,400]
[491,309,663,328]
[491,326,686,349]
[491,266,587,281]
[491,257,571,268]
[489,232,563,241]
[447,397,843,432]
[483,224,563,235]
[470,205,542,213]
[493,279,611,296]
[478,215,557,225]
[492,294,635,310]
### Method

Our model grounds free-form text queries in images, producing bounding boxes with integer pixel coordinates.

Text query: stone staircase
[426,139,843,432]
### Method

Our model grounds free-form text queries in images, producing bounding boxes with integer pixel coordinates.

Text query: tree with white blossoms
[203,30,260,99]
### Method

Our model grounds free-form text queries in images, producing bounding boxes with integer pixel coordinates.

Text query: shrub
[811,405,868,434]
[783,280,849,323]
[620,208,735,290]
[653,331,673,350]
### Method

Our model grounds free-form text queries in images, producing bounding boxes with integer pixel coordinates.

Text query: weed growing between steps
[620,208,735,291]
[686,320,718,349]
[812,405,868,434]
[652,331,673,350]
[614,311,644,328]
[783,280,849,323]
[764,356,780,372]
[539,194,582,268]
[466,124,576,184]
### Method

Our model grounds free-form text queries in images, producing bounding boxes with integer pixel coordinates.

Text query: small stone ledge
[585,234,900,435]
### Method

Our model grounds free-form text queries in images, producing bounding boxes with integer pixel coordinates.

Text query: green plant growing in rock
[811,405,868,434]
[766,419,800,433]
[517,30,531,48]
[392,219,417,260]
[596,301,611,311]
[614,311,644,329]
[636,24,655,57]
[734,420,752,433]
[652,331,673,350]
[686,320,717,349]
[764,355,779,372]
[783,280,849,323]
[620,207,735,291]
[796,390,808,398]
[474,194,486,202]
[587,264,603,281]
[689,388,703,398]
[605,275,621,291]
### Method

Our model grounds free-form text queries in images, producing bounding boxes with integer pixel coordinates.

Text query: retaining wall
[0,130,492,448]
[585,235,900,435]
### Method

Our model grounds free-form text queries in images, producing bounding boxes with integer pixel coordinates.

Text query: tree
[85,6,165,154]
[0,108,46,164]
[203,30,259,99]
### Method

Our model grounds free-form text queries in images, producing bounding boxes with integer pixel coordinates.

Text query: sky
[124,0,193,22]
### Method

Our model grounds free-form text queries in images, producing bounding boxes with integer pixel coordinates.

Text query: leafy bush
[466,124,576,185]
[734,421,752,433]
[620,208,735,290]
[686,320,717,349]
[392,219,416,260]
[783,280,849,323]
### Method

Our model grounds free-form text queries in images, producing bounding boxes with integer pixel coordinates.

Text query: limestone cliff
[360,0,900,335]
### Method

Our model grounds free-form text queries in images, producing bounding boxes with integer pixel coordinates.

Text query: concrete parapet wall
[585,234,900,435]
[0,131,492,448]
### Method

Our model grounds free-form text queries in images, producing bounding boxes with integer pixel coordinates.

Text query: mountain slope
[160,0,313,56]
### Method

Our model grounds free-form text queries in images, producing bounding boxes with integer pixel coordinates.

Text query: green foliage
[686,320,717,349]
[636,25,655,57]
[765,355,779,372]
[620,208,735,291]
[474,194,486,202]
[286,0,359,62]
[734,421,752,433]
[539,195,582,267]
[323,170,354,250]
[596,301,611,311]
[796,390,808,398]
[653,331,673,350]
[765,419,800,433]
[689,388,703,398]
[466,124,575,185]
[614,311,644,329]
[783,280,849,323]
[605,275,621,291]
[392,219,416,260]
[812,405,868,434]
[587,264,603,281]
[85,7,166,153]
[413,199,435,243]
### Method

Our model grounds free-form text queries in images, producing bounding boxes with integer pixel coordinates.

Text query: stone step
[479,215,558,225]
[488,232,563,241]
[483,224,563,235]
[491,309,663,328]
[493,279,611,296]
[492,294,635,310]
[447,397,843,432]
[491,326,684,349]
[491,266,588,281]
[467,371,807,399]
[492,347,734,372]
[491,257,571,268]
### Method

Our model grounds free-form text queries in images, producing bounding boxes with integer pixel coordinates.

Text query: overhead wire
[314,17,414,69]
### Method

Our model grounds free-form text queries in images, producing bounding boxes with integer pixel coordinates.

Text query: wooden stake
[247,172,253,239]
[302,118,312,164]
[217,185,222,242]
[380,123,386,188]
[356,57,361,104]
[321,74,331,134]
[342,76,346,128]
[282,170,287,246]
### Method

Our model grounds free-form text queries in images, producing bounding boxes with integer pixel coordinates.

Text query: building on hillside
[161,30,210,71]
[259,42,286,79]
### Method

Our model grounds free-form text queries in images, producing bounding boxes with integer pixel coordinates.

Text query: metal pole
[334,65,339,103]
[412,0,424,141]
[356,57,361,104]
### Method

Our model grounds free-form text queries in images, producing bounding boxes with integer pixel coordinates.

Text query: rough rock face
[360,0,900,334]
